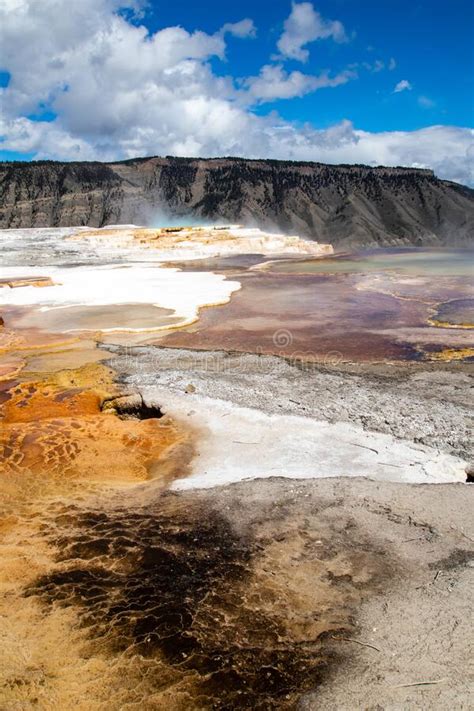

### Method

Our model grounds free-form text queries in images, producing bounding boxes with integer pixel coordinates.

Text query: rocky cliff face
[1,156,473,247]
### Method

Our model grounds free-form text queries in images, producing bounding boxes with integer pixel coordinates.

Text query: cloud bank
[0,0,472,185]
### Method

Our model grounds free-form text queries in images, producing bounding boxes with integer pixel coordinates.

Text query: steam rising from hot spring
[146,205,228,229]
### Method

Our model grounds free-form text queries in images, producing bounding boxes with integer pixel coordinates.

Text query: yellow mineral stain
[425,347,474,361]
[0,324,81,356]
[22,341,108,375]
[0,357,25,381]
[0,343,191,494]
[0,276,56,289]
[0,304,195,711]
[427,317,474,330]
[72,225,332,257]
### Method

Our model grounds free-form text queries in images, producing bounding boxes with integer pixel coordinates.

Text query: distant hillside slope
[1,156,473,247]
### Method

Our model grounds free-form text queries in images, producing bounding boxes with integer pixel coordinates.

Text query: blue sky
[145,0,474,131]
[0,0,473,183]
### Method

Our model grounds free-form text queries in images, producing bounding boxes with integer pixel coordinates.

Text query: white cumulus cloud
[221,18,256,39]
[0,0,472,185]
[276,2,347,62]
[244,65,357,102]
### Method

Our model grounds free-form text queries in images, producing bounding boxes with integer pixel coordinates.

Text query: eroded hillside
[1,157,473,247]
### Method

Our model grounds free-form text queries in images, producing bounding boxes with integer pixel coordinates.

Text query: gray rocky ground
[192,476,474,710]
[100,344,473,708]
[106,345,474,463]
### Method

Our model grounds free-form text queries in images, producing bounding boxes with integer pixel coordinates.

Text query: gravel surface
[105,345,474,463]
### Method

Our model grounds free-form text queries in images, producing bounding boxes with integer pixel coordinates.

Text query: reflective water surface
[263,248,474,277]
[160,248,474,362]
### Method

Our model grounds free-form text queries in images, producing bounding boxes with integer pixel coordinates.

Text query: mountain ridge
[1,156,473,247]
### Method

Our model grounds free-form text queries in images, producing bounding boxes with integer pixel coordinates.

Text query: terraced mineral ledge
[0,224,472,710]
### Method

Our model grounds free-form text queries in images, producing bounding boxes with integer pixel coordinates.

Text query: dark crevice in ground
[101,392,164,420]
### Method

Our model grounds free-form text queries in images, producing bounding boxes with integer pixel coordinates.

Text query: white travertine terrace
[0,264,241,332]
[0,225,332,333]
[69,224,334,261]
[141,389,466,489]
